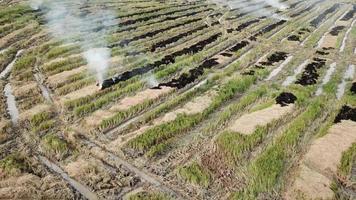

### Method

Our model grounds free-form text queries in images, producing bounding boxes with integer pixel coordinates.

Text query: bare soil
[111,86,172,111]
[59,84,98,103]
[48,65,87,87]
[228,104,294,135]
[286,120,356,199]
[320,35,338,48]
[108,91,216,150]
[0,173,75,199]
[83,86,172,128]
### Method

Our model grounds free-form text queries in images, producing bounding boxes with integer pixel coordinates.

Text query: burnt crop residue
[154,58,220,89]
[316,50,329,55]
[351,82,356,94]
[341,5,356,21]
[257,51,288,67]
[152,38,251,89]
[101,33,222,89]
[249,20,287,41]
[150,23,209,52]
[227,41,249,52]
[112,8,212,35]
[243,52,288,76]
[118,18,202,47]
[290,0,322,18]
[276,92,297,106]
[334,105,356,123]
[329,26,345,36]
[287,35,300,41]
[220,52,233,57]
[287,28,310,41]
[118,5,205,26]
[310,4,340,28]
[295,57,326,86]
[230,17,265,33]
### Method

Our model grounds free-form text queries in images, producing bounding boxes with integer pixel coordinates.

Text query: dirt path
[78,137,184,199]
[315,62,337,96]
[39,156,99,200]
[0,50,23,79]
[336,64,355,99]
[4,83,19,124]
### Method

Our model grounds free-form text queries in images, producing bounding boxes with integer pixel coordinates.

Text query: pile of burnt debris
[153,58,220,89]
[334,105,356,123]
[249,20,287,41]
[287,28,310,41]
[296,57,326,86]
[100,33,222,89]
[329,26,345,36]
[351,82,356,94]
[228,17,265,33]
[290,0,322,18]
[257,51,288,67]
[341,4,356,21]
[276,92,297,106]
[227,40,249,52]
[310,3,340,28]
[316,47,334,55]
[242,51,288,76]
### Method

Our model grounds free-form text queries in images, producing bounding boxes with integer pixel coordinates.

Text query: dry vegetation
[1,0,356,199]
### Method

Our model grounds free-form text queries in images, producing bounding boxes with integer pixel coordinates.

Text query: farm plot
[1,0,356,199]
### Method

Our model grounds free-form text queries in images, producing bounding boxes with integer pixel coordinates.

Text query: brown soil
[108,91,216,150]
[48,65,87,87]
[84,110,113,128]
[321,35,337,48]
[64,156,137,199]
[0,173,75,199]
[12,81,37,97]
[335,20,349,27]
[83,86,172,128]
[111,86,173,111]
[228,104,294,135]
[59,84,98,103]
[19,104,51,121]
[286,120,356,199]
[43,53,82,67]
[0,23,37,48]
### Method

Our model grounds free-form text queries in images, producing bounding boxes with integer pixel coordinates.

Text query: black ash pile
[334,105,356,123]
[276,92,297,107]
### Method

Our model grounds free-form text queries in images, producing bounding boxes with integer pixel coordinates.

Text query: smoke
[29,0,118,84]
[144,72,159,88]
[84,48,110,84]
[29,0,43,10]
[210,0,289,20]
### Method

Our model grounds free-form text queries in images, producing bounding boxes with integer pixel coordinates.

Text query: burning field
[1,0,356,199]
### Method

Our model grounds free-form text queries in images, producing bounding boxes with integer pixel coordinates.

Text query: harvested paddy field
[1,0,356,199]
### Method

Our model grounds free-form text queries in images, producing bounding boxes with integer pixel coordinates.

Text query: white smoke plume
[29,0,118,84]
[84,48,110,84]
[144,72,159,88]
[29,0,43,10]
[210,0,289,20]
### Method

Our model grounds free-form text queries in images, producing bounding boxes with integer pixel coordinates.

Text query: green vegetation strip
[127,74,257,153]
[234,97,327,199]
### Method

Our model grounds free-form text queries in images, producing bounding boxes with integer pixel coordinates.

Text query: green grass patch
[0,153,29,175]
[235,98,326,198]
[179,162,211,187]
[41,134,69,160]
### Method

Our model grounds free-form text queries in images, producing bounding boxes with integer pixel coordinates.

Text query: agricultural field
[0,0,356,199]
